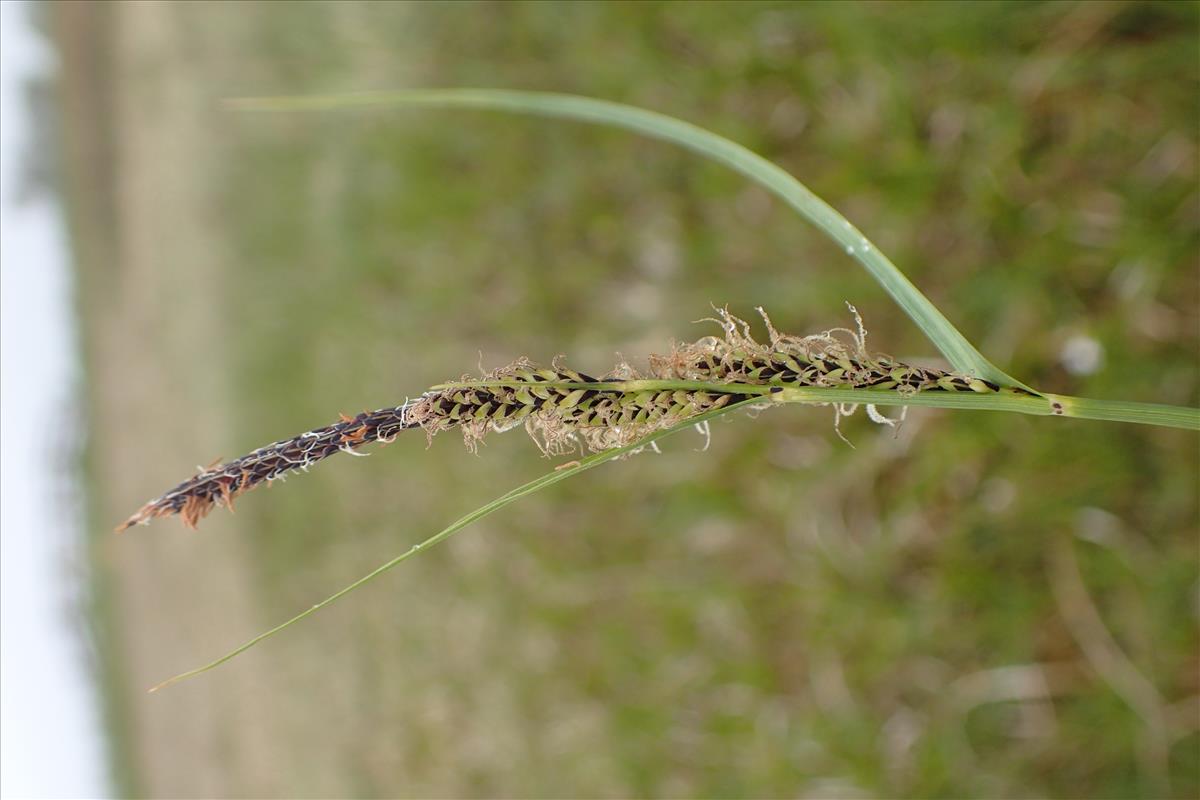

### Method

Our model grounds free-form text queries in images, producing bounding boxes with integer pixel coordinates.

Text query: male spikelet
[117,308,1010,531]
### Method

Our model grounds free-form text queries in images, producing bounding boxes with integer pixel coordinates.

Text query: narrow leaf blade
[148,398,759,691]
[230,88,1024,388]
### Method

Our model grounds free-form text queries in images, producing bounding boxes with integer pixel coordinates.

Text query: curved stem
[229,88,1025,389]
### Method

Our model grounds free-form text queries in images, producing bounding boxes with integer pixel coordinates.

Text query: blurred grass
[53,1,1198,797]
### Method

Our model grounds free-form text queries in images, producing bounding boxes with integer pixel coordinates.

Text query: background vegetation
[53,1,1197,797]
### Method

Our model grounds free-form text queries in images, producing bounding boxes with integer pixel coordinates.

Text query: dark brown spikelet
[117,404,420,531]
[118,308,1012,531]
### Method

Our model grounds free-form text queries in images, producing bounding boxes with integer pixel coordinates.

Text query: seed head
[117,308,1003,531]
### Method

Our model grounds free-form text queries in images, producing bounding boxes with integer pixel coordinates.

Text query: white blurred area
[1,1,110,797]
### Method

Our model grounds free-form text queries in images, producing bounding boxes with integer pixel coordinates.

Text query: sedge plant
[123,90,1199,692]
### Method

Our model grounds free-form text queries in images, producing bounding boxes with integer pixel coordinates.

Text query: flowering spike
[119,309,1010,531]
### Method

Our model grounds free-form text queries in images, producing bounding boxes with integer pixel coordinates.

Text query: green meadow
[56,2,1197,797]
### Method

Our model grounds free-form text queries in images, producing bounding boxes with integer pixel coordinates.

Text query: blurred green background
[51,1,1197,797]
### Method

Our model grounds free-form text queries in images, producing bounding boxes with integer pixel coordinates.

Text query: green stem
[1045,393,1200,429]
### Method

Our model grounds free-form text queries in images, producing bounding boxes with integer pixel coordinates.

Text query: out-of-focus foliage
[56,2,1197,797]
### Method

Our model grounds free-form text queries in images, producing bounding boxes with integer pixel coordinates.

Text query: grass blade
[228,89,1025,388]
[1045,394,1200,429]
[148,397,759,692]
